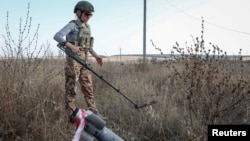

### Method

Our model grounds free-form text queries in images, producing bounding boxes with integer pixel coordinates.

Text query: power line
[164,0,250,36]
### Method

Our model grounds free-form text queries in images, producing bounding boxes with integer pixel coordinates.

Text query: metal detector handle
[57,43,157,109]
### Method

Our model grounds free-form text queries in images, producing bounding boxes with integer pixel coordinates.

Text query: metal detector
[57,43,157,109]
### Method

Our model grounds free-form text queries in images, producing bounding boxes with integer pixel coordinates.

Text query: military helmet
[74,1,94,13]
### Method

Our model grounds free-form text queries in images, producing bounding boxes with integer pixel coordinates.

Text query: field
[1,11,250,140]
[1,51,250,141]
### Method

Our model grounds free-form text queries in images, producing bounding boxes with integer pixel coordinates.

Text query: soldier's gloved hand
[96,57,103,67]
[71,46,80,54]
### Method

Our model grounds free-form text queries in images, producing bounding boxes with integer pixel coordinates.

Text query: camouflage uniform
[65,55,99,114]
[54,20,99,115]
[67,22,99,116]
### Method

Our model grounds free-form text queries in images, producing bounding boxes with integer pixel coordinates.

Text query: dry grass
[0,54,250,141]
[1,8,250,141]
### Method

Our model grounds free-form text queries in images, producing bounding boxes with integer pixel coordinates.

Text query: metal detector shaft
[57,44,155,109]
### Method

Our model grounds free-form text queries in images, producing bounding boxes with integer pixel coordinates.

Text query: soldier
[54,1,106,124]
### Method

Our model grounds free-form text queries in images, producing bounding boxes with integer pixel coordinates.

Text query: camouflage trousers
[64,56,99,115]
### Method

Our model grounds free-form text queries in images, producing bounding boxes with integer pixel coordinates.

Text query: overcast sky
[0,0,250,56]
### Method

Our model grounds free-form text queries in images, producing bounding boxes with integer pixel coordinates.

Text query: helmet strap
[77,11,84,23]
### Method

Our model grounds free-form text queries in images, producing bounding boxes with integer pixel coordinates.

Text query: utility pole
[143,0,147,63]
[119,47,122,64]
